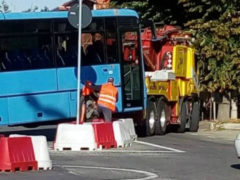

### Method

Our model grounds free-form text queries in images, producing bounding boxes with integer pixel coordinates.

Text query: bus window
[122,32,139,64]
[0,35,53,71]
[92,32,104,62]
[0,20,53,71]
[81,32,104,66]
[105,18,118,63]
[84,18,104,32]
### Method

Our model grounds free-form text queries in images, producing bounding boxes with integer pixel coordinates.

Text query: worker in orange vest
[80,81,94,123]
[86,77,118,122]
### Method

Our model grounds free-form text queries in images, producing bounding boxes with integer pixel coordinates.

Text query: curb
[221,123,240,130]
[200,121,240,131]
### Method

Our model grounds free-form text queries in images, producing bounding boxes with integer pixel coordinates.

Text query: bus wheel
[177,100,188,133]
[146,98,157,136]
[155,98,168,135]
[189,101,200,132]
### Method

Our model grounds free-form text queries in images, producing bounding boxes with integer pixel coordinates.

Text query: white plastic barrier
[119,118,137,141]
[113,121,132,148]
[10,134,52,170]
[235,133,240,158]
[54,123,97,151]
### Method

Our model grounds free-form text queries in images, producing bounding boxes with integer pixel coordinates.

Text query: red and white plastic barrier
[119,118,137,141]
[54,123,97,151]
[92,121,117,149]
[113,121,132,148]
[0,136,37,172]
[53,118,138,151]
[10,134,52,170]
[235,133,240,158]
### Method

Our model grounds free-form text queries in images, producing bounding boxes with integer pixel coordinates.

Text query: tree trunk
[213,100,216,120]
[231,99,238,119]
[217,95,230,121]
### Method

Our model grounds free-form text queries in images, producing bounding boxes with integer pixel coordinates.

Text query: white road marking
[50,141,185,154]
[135,141,185,153]
[60,165,158,180]
[51,149,180,153]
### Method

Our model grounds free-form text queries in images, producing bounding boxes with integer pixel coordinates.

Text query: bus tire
[177,100,188,133]
[189,101,200,132]
[155,98,167,135]
[146,98,157,136]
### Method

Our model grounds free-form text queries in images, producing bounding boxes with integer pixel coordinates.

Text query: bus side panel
[116,87,122,112]
[57,67,77,90]
[57,65,121,90]
[0,98,9,125]
[69,91,77,117]
[8,92,70,125]
[81,65,121,87]
[0,69,58,97]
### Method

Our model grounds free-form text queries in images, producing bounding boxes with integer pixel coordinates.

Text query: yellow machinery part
[172,45,188,77]
[169,80,178,101]
[186,47,195,79]
[177,78,197,97]
[145,77,169,98]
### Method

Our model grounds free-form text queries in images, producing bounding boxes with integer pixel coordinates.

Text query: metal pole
[76,0,82,125]
[213,99,216,120]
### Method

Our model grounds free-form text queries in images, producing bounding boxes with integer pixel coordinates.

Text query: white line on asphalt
[60,165,158,180]
[135,140,185,153]
[50,149,182,154]
[89,150,179,153]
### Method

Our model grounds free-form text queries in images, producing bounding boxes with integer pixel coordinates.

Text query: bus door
[120,30,144,111]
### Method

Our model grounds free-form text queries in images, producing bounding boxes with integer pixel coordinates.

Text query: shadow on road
[231,164,240,170]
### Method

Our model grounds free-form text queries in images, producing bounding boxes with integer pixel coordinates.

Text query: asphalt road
[0,125,239,180]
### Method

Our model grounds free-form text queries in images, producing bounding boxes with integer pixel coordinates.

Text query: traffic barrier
[54,123,97,151]
[0,137,37,172]
[235,133,240,158]
[113,121,132,148]
[92,122,117,149]
[119,118,137,141]
[92,118,105,123]
[10,134,52,170]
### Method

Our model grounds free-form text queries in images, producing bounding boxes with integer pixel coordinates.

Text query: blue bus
[0,9,146,126]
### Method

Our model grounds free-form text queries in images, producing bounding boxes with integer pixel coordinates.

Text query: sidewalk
[189,120,240,144]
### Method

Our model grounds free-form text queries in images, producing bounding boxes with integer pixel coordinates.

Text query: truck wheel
[155,98,168,135]
[189,101,200,132]
[177,100,188,133]
[146,98,157,136]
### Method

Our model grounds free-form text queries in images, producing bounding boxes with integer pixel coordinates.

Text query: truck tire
[146,98,157,136]
[189,101,200,132]
[155,98,168,135]
[177,100,188,133]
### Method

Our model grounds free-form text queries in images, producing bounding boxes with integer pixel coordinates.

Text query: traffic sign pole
[76,0,83,125]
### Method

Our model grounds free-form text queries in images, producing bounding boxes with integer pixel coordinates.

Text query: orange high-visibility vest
[97,82,118,112]
[82,85,93,96]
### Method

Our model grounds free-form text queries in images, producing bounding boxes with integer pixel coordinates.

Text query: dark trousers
[98,105,112,122]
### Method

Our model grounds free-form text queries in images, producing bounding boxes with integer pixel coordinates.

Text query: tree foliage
[0,0,10,13]
[23,6,39,12]
[179,0,240,93]
[112,0,240,94]
[111,0,184,25]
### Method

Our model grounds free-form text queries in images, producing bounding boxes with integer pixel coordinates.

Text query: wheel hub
[149,111,155,130]
[160,110,166,128]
